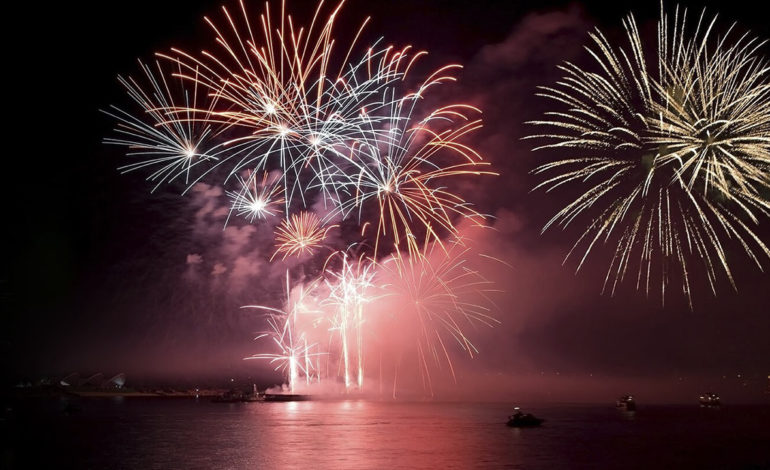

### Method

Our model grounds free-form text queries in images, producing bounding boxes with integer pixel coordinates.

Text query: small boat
[699,392,720,407]
[506,407,544,427]
[616,395,636,411]
[263,393,311,402]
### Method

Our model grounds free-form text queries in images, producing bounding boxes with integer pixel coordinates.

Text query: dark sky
[3,0,769,400]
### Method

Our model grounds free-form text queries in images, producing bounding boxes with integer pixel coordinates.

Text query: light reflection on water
[8,399,770,469]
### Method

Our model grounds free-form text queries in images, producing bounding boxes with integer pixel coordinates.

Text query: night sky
[4,0,769,401]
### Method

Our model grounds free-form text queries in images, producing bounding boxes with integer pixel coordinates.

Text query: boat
[263,393,312,402]
[616,395,637,411]
[699,392,720,407]
[506,407,544,427]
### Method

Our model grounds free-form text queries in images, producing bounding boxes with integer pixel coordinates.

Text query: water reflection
[250,400,512,469]
[620,410,637,421]
[285,400,299,415]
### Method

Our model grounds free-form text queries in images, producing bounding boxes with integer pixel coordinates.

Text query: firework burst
[103,60,226,191]
[226,170,285,223]
[652,9,770,208]
[333,101,494,258]
[272,211,335,260]
[528,7,770,308]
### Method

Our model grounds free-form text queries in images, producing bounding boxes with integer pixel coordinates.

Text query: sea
[4,398,770,469]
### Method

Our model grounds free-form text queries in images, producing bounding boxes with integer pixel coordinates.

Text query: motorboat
[616,395,636,411]
[699,392,720,407]
[506,407,544,427]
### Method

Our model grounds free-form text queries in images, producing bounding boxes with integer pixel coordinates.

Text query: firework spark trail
[322,250,379,392]
[244,314,312,393]
[528,7,770,308]
[243,272,323,392]
[103,60,227,191]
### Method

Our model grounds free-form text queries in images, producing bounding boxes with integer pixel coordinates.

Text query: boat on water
[699,392,720,407]
[506,407,544,427]
[616,395,637,411]
[263,393,311,402]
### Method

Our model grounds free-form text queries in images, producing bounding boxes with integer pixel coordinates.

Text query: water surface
[6,398,770,469]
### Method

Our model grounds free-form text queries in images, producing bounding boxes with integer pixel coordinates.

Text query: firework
[226,170,285,223]
[103,60,226,191]
[652,9,770,208]
[244,315,316,393]
[244,272,323,392]
[528,8,770,308]
[332,101,494,258]
[272,211,335,260]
